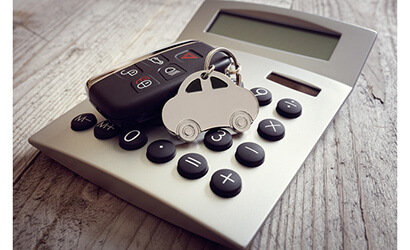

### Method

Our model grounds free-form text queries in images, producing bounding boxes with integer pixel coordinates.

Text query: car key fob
[86,40,232,127]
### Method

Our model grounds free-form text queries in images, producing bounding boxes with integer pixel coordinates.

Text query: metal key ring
[203,47,241,85]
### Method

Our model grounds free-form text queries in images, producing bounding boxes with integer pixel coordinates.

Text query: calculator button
[235,142,265,167]
[131,75,160,93]
[94,120,120,139]
[116,65,141,79]
[119,129,148,150]
[71,113,97,131]
[176,50,202,61]
[257,119,285,141]
[143,55,168,67]
[146,140,176,163]
[276,98,302,118]
[210,169,242,198]
[177,153,209,179]
[251,87,272,106]
[159,63,186,81]
[204,128,233,151]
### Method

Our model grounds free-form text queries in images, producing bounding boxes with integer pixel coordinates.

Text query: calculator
[29,1,377,249]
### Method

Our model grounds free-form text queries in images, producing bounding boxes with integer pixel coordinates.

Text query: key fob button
[143,55,168,67]
[159,63,186,81]
[176,50,202,61]
[116,65,141,79]
[131,75,160,93]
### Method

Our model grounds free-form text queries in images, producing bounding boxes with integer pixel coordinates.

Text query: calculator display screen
[207,12,340,60]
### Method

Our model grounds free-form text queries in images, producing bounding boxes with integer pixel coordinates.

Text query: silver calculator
[29,1,376,248]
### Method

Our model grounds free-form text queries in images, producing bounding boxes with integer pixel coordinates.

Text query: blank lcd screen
[266,72,321,96]
[208,12,340,60]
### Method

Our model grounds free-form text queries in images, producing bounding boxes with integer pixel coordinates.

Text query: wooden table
[13,0,397,249]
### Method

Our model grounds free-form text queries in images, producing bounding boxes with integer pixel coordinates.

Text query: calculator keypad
[72,88,303,198]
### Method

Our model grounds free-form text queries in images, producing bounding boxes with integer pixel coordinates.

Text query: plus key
[210,169,242,198]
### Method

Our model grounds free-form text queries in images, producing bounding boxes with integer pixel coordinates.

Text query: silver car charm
[162,47,259,142]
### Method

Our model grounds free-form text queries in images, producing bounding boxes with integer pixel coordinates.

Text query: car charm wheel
[230,111,253,133]
[177,119,201,142]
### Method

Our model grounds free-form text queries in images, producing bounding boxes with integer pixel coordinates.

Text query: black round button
[146,140,176,163]
[276,98,302,118]
[94,120,120,139]
[71,113,97,131]
[251,87,272,106]
[235,142,265,167]
[177,153,208,179]
[204,128,233,151]
[257,118,285,141]
[119,129,148,150]
[210,169,242,198]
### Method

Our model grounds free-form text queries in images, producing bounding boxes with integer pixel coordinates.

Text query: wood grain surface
[13,0,397,249]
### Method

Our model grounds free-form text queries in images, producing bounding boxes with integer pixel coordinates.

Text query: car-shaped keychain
[162,48,259,142]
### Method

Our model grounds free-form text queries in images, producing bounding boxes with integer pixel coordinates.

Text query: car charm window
[186,79,202,93]
[211,76,228,89]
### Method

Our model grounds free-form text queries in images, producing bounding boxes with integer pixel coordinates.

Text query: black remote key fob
[86,40,231,127]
